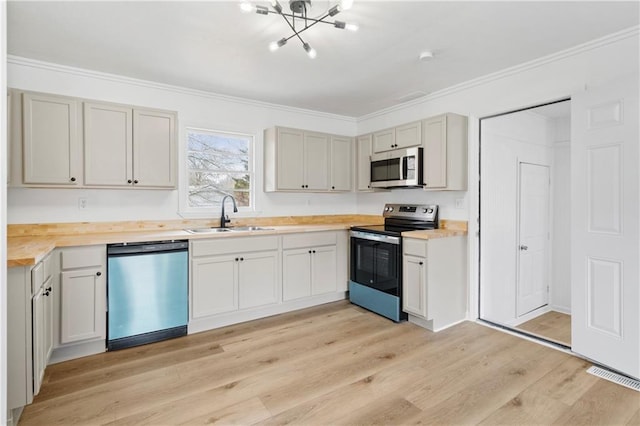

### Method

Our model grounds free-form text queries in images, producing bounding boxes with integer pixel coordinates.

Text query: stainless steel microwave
[370,147,424,188]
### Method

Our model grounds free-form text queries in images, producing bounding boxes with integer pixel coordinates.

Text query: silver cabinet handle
[520,245,528,251]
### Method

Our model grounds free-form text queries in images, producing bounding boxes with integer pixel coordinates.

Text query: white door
[571,75,639,379]
[517,162,550,317]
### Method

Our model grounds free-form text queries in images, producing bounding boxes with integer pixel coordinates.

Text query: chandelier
[240,0,358,58]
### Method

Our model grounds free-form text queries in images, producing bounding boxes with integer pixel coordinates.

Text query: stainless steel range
[349,204,439,322]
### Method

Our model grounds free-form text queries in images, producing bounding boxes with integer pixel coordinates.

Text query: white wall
[7,57,359,223]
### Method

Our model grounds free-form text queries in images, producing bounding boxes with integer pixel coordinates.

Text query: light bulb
[340,0,354,10]
[303,43,317,59]
[269,38,287,52]
[345,22,359,32]
[239,2,254,13]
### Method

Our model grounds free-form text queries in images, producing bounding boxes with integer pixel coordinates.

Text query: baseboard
[550,305,571,315]
[50,340,106,364]
[188,292,348,334]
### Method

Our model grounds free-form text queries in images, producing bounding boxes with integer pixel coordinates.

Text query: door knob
[520,245,528,251]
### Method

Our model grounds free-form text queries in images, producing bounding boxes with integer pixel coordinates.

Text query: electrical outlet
[455,198,465,209]
[78,197,88,210]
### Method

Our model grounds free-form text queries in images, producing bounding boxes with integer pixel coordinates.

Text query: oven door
[350,231,401,296]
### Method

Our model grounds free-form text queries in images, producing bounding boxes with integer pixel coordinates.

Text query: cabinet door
[356,134,373,191]
[304,132,329,190]
[133,109,177,188]
[276,128,305,190]
[403,255,426,317]
[311,245,337,296]
[282,248,312,301]
[60,267,106,344]
[395,121,422,149]
[330,136,352,191]
[372,128,395,153]
[423,115,447,188]
[84,103,133,186]
[32,285,46,395]
[191,256,237,318]
[239,251,278,309]
[23,93,80,185]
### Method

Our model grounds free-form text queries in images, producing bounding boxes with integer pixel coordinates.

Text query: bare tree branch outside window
[187,129,252,209]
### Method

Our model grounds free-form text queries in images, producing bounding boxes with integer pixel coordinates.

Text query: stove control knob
[427,208,433,214]
[388,207,394,212]
[423,208,428,213]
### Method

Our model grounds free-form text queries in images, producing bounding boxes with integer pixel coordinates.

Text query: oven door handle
[350,230,400,245]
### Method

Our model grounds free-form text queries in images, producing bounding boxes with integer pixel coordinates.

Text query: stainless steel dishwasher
[107,240,188,351]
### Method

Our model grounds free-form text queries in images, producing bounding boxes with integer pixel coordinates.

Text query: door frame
[477,97,571,348]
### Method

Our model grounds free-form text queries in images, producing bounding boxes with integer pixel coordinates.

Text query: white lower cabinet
[55,246,107,361]
[282,232,338,301]
[7,253,54,415]
[189,230,347,333]
[191,235,280,320]
[402,236,467,331]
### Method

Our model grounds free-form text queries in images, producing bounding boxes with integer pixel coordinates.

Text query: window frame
[181,126,255,217]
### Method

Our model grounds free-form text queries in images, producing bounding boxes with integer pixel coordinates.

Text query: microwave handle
[401,156,407,180]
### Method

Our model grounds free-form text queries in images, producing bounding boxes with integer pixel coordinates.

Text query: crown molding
[357,25,640,122]
[7,55,357,123]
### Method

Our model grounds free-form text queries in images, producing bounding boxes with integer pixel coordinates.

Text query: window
[186,128,253,211]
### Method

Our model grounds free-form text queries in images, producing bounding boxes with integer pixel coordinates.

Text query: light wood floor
[517,310,572,347]
[19,301,639,425]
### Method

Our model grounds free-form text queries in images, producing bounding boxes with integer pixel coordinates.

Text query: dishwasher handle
[107,240,188,256]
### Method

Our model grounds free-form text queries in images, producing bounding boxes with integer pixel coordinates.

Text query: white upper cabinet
[422,113,468,191]
[372,121,422,153]
[84,103,176,188]
[11,89,177,189]
[133,109,177,188]
[356,134,373,192]
[84,102,133,186]
[303,131,330,190]
[372,128,395,153]
[330,135,352,191]
[395,121,422,150]
[264,126,352,193]
[22,92,81,185]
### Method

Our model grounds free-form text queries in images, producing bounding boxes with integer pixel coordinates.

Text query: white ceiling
[7,1,640,117]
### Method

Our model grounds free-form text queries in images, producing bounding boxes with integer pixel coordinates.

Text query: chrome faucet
[220,195,238,228]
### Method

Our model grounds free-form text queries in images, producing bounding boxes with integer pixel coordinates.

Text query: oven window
[350,237,400,296]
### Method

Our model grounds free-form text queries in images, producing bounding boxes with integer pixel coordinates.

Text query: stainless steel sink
[184,227,232,234]
[184,226,274,234]
[228,226,275,231]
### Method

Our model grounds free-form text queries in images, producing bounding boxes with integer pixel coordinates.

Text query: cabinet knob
[44,290,50,296]
[240,257,244,261]
[419,261,424,265]
[70,177,76,182]
[308,250,312,254]
[235,257,239,262]
[312,250,316,254]
[301,185,305,189]
[331,186,335,190]
[46,286,52,292]
[520,245,528,251]
[127,179,133,184]
[96,271,102,276]
[133,180,139,184]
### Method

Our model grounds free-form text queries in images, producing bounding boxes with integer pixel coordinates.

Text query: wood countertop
[7,216,468,267]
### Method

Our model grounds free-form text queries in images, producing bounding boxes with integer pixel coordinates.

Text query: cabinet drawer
[403,238,427,257]
[282,231,337,249]
[61,246,105,270]
[191,235,279,257]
